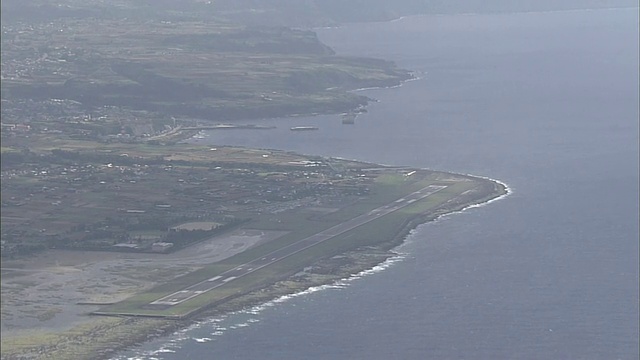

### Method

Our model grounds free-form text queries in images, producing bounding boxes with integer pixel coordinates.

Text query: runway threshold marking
[149,184,448,307]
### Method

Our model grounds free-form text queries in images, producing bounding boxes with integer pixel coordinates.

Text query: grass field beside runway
[93,172,489,318]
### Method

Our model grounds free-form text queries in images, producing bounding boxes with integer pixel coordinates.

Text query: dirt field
[0,229,286,337]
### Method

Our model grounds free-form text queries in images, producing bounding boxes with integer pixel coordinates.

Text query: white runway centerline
[149,184,448,307]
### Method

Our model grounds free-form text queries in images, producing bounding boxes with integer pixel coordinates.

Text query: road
[149,184,447,307]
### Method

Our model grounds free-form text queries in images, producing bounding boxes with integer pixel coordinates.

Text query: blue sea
[116,8,639,360]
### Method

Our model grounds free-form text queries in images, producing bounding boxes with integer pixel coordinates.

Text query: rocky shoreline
[1,176,506,360]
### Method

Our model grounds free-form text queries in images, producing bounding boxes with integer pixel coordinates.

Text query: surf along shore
[1,156,508,359]
[1,6,507,358]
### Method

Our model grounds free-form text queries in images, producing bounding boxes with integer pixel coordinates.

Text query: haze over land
[0,1,506,358]
[3,0,638,25]
[1,1,638,360]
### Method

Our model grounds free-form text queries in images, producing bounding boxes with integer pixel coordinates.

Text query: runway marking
[149,184,448,307]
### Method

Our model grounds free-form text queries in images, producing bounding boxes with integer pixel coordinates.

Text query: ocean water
[116,8,639,360]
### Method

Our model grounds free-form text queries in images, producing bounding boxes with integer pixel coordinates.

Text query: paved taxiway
[150,184,447,306]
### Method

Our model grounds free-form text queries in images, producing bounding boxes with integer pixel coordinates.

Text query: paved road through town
[150,184,447,306]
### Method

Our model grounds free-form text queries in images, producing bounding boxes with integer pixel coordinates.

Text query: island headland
[1,2,509,359]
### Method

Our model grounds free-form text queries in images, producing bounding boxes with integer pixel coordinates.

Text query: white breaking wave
[456,174,512,210]
[335,253,406,285]
[119,346,176,360]
[193,337,212,343]
[418,174,511,226]
[232,252,406,318]
[114,173,508,360]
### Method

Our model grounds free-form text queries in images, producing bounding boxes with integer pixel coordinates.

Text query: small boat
[290,126,319,131]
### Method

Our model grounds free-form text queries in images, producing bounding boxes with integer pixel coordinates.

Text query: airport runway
[150,184,447,306]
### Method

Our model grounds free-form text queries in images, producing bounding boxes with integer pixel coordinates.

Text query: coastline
[4,5,637,360]
[315,4,639,29]
[115,172,508,359]
[0,18,504,358]
[149,71,418,145]
[1,168,507,360]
